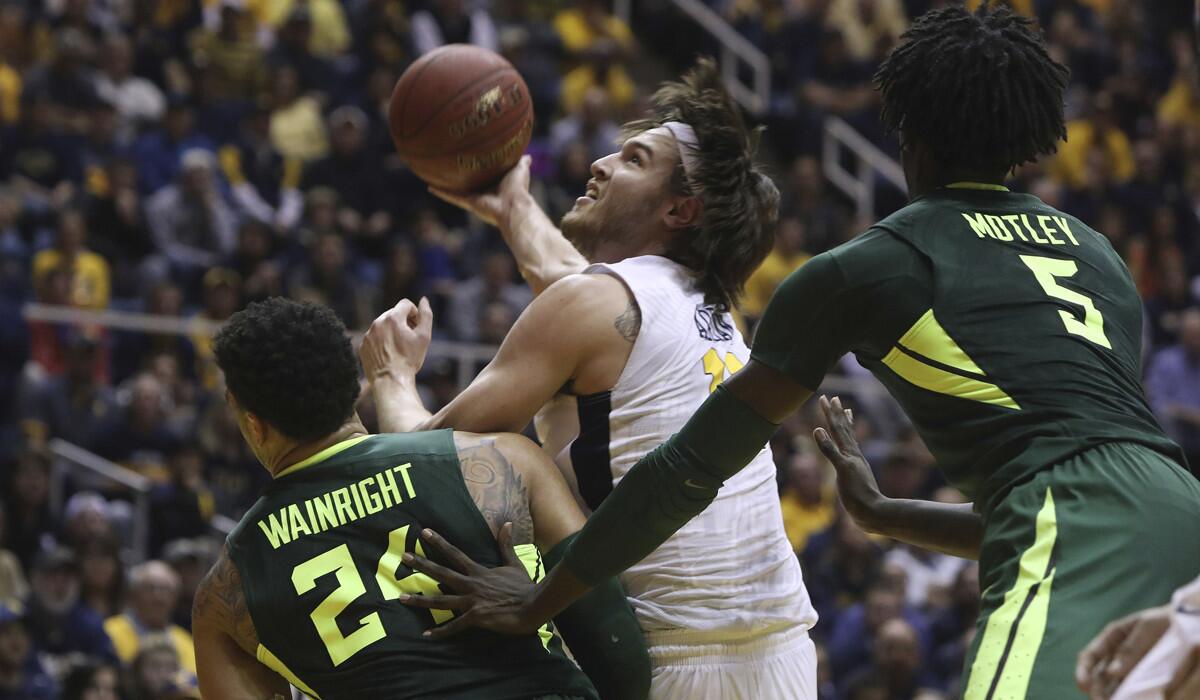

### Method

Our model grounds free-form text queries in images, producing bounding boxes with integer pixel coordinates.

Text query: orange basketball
[388,45,534,193]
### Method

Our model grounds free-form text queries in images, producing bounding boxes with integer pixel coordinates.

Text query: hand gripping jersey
[226,430,597,700]
[536,256,817,638]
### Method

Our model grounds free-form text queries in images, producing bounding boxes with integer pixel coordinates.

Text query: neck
[266,415,369,477]
[909,168,1008,199]
[586,239,668,266]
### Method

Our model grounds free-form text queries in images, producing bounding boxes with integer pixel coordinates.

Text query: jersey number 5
[1019,255,1112,349]
[290,525,448,667]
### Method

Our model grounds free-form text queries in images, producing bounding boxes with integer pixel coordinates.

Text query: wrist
[501,190,536,232]
[368,365,420,389]
[851,493,893,534]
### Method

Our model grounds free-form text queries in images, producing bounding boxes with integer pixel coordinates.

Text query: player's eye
[630,154,642,165]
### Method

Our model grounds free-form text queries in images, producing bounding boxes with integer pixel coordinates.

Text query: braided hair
[874,3,1069,173]
[622,58,779,311]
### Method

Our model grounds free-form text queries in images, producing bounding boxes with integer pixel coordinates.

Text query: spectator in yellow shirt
[1050,92,1134,188]
[268,65,328,162]
[780,450,836,554]
[743,216,810,321]
[31,208,110,310]
[554,0,637,113]
[1157,63,1200,131]
[104,561,196,677]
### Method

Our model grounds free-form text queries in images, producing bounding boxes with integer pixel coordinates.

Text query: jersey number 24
[290,525,449,667]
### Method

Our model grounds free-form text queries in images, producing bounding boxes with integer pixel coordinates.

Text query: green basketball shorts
[962,441,1200,700]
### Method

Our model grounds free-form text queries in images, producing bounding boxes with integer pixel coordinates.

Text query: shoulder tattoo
[614,299,641,343]
[194,547,259,655]
[454,434,535,546]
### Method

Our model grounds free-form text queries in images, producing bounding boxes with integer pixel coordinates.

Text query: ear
[663,195,702,230]
[245,411,268,446]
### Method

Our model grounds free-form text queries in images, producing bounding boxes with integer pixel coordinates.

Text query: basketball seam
[401,65,516,142]
[401,99,532,159]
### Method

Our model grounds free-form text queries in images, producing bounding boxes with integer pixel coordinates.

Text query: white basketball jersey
[535,255,818,638]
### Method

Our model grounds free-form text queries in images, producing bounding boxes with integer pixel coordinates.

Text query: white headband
[661,121,701,192]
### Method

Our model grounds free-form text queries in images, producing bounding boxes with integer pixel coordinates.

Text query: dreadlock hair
[214,298,360,443]
[874,3,1069,174]
[621,58,779,311]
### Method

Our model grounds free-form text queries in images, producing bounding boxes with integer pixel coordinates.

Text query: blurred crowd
[0,0,1196,699]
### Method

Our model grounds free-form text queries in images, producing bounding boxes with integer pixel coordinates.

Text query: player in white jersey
[361,59,818,699]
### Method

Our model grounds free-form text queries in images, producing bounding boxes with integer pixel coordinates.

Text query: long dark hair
[621,58,779,311]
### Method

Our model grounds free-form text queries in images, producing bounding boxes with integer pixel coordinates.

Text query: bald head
[129,561,180,630]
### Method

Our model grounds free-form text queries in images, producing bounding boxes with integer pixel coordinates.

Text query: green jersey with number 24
[225,430,597,700]
[751,184,1186,514]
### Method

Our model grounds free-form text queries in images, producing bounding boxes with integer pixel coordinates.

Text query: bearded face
[560,128,682,261]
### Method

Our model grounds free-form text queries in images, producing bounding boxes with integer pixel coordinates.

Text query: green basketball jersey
[753,184,1186,512]
[226,430,598,700]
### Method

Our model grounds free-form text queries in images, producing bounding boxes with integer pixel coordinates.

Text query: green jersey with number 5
[225,430,597,700]
[752,184,1186,513]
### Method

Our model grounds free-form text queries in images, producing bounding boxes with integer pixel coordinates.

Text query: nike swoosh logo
[684,479,712,490]
[1177,604,1200,616]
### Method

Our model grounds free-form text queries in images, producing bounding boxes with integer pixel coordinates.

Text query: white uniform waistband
[645,624,812,666]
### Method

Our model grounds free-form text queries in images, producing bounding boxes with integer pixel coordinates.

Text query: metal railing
[822,116,907,219]
[47,438,153,562]
[668,0,771,115]
[21,302,499,392]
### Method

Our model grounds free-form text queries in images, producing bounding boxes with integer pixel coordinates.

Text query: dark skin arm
[400,431,592,638]
[401,366,982,635]
[193,548,291,700]
[813,395,982,560]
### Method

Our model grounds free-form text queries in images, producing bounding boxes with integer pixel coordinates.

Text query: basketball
[388,45,534,193]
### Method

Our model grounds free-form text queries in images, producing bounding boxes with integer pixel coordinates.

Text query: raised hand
[428,155,532,229]
[813,395,886,528]
[399,523,544,638]
[360,297,433,382]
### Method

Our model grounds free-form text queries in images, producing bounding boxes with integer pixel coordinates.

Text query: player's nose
[590,154,614,180]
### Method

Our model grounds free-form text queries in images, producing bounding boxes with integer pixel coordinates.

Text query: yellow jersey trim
[882,347,1020,411]
[277,435,373,479]
[514,543,555,651]
[964,489,1057,699]
[946,181,1010,192]
[896,310,986,376]
[257,644,320,699]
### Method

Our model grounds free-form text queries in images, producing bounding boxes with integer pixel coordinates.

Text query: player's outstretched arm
[361,297,436,433]
[193,550,291,700]
[814,395,983,560]
[430,155,589,294]
[380,273,633,435]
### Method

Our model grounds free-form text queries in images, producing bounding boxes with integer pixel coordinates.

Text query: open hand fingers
[402,551,469,590]
[421,611,478,640]
[397,593,469,611]
[813,427,844,464]
[1097,613,1170,697]
[420,528,483,575]
[1078,617,1132,693]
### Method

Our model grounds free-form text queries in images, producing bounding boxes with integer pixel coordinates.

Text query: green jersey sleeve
[751,229,932,389]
